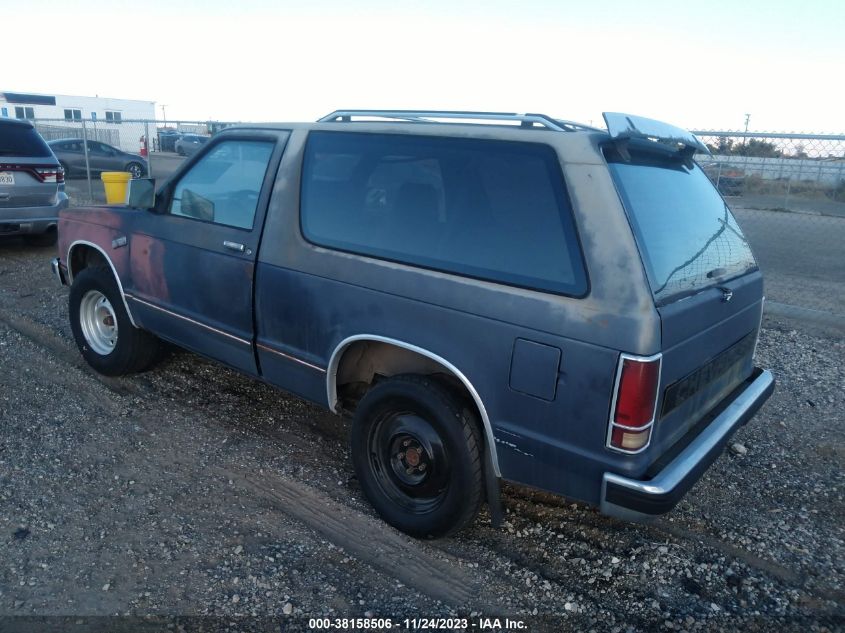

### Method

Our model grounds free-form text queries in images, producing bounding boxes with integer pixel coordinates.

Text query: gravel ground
[0,239,843,633]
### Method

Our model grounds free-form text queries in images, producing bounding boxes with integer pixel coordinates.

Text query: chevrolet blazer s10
[51,110,774,537]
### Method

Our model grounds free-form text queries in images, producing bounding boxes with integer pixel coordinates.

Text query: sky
[3,0,844,131]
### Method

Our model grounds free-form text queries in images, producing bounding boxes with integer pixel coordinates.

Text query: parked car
[157,129,182,152]
[174,134,209,156]
[51,110,774,538]
[0,118,67,246]
[48,139,148,180]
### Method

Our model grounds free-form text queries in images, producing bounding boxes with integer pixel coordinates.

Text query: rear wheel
[351,374,484,538]
[126,162,144,179]
[69,266,161,376]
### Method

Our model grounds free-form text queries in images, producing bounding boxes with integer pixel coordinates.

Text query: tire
[23,227,57,247]
[351,374,484,538]
[126,162,144,179]
[59,161,70,178]
[69,266,161,376]
[177,147,185,156]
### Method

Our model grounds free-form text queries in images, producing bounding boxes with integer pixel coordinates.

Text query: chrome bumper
[50,257,68,286]
[600,368,775,522]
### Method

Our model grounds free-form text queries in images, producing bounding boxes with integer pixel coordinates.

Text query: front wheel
[351,375,484,538]
[69,266,161,376]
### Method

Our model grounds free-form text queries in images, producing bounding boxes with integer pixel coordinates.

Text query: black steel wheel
[351,374,484,538]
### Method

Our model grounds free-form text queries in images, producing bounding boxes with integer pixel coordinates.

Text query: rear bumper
[0,193,68,235]
[600,367,774,521]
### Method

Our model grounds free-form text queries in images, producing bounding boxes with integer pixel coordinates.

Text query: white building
[0,91,156,152]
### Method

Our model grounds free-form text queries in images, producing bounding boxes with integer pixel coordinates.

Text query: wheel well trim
[327,334,501,477]
[67,240,138,328]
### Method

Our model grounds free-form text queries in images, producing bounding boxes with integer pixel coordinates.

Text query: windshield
[606,147,757,303]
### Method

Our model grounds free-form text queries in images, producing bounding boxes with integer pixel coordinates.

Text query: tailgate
[0,160,59,209]
[652,271,763,452]
[1,120,60,210]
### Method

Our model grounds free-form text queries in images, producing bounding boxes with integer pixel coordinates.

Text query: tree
[707,138,735,154]
[730,139,782,158]
[706,137,781,157]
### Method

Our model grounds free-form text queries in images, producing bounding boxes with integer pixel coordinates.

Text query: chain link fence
[16,118,845,318]
[27,118,237,205]
[693,131,845,216]
[692,131,845,318]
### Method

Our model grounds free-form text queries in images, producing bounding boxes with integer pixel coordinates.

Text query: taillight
[607,353,662,453]
[34,167,64,184]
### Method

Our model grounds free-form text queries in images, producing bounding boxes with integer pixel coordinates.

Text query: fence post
[743,147,750,197]
[81,119,93,202]
[145,120,152,180]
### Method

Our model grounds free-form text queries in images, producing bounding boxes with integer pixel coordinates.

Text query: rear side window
[606,147,757,303]
[0,123,52,158]
[300,132,587,296]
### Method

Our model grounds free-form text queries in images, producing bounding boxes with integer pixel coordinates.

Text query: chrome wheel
[79,290,118,355]
[127,163,143,179]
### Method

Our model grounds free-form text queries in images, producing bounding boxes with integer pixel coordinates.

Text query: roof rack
[318,110,585,132]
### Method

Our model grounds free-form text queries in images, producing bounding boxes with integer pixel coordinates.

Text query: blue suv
[51,110,774,537]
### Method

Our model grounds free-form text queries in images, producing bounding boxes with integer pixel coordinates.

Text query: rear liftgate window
[606,147,757,304]
[0,124,52,158]
[300,132,588,296]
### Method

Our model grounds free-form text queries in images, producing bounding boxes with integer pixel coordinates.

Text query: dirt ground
[0,239,843,633]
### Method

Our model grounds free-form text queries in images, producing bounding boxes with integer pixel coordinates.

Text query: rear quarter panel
[254,125,662,503]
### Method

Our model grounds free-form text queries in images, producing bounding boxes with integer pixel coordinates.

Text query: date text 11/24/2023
[307,617,528,630]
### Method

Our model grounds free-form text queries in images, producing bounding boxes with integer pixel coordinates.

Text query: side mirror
[127,178,156,209]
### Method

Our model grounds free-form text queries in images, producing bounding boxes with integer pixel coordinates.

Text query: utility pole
[161,104,168,127]
[743,113,751,145]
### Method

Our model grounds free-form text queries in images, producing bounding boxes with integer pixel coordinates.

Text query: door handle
[223,240,245,253]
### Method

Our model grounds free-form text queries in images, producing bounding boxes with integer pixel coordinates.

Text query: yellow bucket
[101,171,132,204]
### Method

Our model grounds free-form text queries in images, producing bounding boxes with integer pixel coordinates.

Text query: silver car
[175,134,209,156]
[0,118,67,246]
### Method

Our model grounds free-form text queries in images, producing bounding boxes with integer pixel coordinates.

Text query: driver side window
[169,139,274,229]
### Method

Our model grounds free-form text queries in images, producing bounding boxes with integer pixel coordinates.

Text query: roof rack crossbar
[318,110,570,131]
